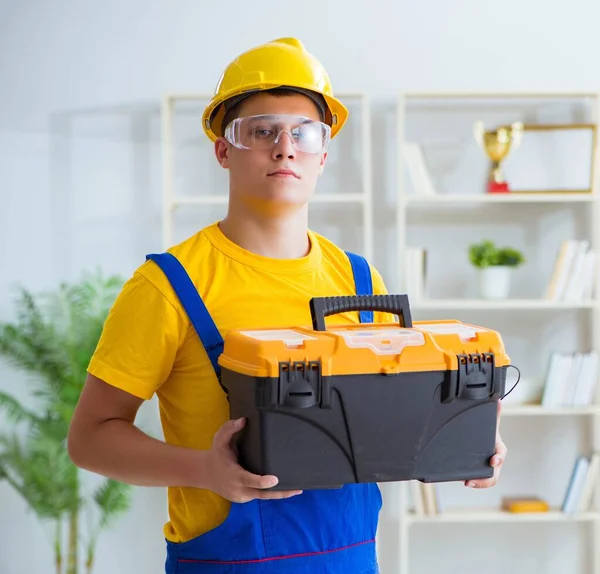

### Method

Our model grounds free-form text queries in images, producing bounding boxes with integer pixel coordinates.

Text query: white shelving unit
[406,508,600,524]
[394,92,600,574]
[160,92,374,259]
[158,89,600,572]
[502,405,600,417]
[406,192,596,204]
[412,299,598,310]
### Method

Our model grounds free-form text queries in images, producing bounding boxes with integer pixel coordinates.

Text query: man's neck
[218,204,311,259]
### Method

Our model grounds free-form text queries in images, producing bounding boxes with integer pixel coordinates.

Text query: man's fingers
[463,408,506,490]
[232,487,303,504]
[212,419,304,502]
[491,453,504,467]
[465,478,495,489]
[236,471,302,499]
[466,453,504,488]
[254,488,303,500]
[239,469,279,490]
[213,418,245,449]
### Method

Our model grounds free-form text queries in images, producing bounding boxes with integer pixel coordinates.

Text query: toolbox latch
[443,353,497,403]
[278,361,323,409]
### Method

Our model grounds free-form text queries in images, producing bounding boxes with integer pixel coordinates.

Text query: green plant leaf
[93,478,132,530]
[468,240,525,268]
[0,391,39,424]
[0,269,131,569]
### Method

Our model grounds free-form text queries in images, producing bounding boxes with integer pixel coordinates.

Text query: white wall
[2,1,600,573]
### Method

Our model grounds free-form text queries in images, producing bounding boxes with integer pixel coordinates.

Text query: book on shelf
[403,142,436,196]
[540,350,599,407]
[409,453,600,517]
[405,247,427,301]
[501,497,549,513]
[545,239,597,302]
[410,481,443,516]
[562,452,600,513]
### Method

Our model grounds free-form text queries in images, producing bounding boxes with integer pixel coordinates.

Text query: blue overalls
[146,250,382,574]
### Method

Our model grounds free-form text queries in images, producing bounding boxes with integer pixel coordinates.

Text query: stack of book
[540,350,599,407]
[545,239,597,302]
[410,481,443,516]
[561,453,600,513]
[408,453,600,516]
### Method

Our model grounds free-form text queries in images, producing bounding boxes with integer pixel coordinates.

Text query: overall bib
[146,250,382,574]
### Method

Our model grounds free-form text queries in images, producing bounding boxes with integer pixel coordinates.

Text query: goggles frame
[223,114,331,154]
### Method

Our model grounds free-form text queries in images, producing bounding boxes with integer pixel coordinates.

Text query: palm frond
[93,478,132,529]
[0,321,69,389]
[0,432,67,519]
[0,422,82,515]
[0,271,125,412]
[0,391,39,424]
[0,268,130,569]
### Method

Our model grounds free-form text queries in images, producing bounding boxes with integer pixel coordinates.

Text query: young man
[67,38,506,573]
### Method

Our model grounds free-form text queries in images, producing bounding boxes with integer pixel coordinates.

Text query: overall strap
[145,252,224,379]
[345,250,374,323]
[145,250,374,380]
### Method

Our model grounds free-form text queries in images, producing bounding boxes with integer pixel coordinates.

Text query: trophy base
[488,181,510,194]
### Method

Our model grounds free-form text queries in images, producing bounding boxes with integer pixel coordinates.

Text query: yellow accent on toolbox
[218,319,510,378]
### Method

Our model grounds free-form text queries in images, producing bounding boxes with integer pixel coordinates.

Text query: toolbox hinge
[278,361,328,409]
[443,352,497,403]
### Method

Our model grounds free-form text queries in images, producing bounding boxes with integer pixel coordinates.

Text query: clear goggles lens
[224,114,331,154]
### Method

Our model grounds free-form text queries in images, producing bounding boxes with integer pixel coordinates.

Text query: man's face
[215,92,328,213]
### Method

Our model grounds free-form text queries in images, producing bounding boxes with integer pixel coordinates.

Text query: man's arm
[67,374,303,501]
[68,373,202,487]
[68,269,301,501]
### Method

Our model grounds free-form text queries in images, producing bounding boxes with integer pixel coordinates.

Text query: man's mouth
[268,169,299,179]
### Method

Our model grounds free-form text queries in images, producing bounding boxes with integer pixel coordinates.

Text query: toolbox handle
[309,294,413,331]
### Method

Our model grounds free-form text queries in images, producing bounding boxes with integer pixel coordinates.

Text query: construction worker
[67,38,506,573]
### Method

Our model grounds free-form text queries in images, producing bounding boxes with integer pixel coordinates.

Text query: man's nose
[272,130,297,159]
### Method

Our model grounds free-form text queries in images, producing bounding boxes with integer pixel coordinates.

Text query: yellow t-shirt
[87,221,391,544]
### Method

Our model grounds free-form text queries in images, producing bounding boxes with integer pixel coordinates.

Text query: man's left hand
[464,400,507,489]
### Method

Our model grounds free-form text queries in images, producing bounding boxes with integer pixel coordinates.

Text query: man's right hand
[205,417,303,503]
[68,374,304,497]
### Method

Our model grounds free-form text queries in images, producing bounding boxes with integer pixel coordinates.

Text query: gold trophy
[473,121,524,193]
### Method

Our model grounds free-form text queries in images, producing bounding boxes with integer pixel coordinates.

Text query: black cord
[500,364,521,400]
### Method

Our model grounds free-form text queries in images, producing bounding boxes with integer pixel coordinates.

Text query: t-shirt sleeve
[370,265,404,325]
[87,270,189,400]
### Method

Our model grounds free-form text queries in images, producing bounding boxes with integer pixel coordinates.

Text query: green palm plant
[0,270,132,574]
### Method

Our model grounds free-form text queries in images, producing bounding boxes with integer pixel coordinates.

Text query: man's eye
[253,128,273,138]
[295,127,320,141]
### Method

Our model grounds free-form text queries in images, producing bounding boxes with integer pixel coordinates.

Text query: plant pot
[479,266,512,300]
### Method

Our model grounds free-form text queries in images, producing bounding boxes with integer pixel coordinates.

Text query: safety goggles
[224,114,331,154]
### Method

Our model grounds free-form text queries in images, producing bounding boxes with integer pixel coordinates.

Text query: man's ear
[318,151,328,176]
[215,138,231,169]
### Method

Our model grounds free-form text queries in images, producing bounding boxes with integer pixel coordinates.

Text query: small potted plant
[468,239,525,299]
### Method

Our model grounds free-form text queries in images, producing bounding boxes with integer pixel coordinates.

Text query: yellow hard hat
[202,37,348,142]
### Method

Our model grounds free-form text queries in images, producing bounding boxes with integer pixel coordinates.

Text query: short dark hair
[221,87,326,136]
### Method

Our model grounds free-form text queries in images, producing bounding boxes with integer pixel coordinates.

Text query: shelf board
[502,405,600,416]
[411,298,597,310]
[407,509,600,524]
[404,193,595,204]
[312,193,367,203]
[402,91,599,99]
[172,196,228,206]
[171,193,366,207]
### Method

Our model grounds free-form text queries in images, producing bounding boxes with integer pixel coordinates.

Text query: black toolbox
[218,294,509,490]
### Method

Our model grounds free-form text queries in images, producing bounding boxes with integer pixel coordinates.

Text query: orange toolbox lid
[219,294,510,378]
